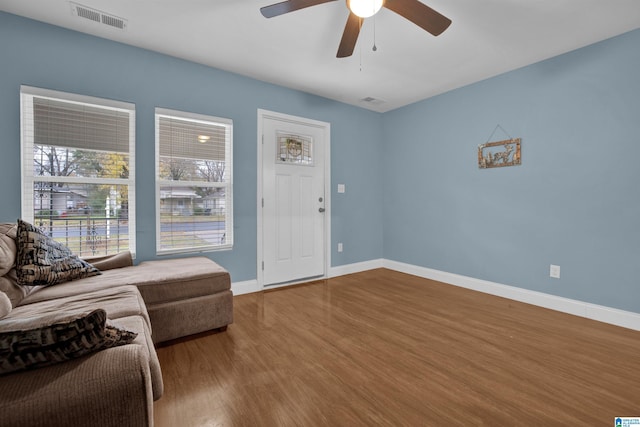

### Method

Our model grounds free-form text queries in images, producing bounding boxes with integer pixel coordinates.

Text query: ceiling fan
[260,0,452,58]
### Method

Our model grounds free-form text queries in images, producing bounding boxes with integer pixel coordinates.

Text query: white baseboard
[328,258,384,278]
[383,259,640,332]
[231,279,260,296]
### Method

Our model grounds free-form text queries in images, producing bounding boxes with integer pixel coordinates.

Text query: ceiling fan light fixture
[261,0,451,58]
[347,0,383,18]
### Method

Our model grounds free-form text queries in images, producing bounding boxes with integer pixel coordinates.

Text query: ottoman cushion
[134,257,230,306]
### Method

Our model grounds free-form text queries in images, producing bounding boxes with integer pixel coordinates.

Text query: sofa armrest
[83,251,133,271]
[0,344,153,427]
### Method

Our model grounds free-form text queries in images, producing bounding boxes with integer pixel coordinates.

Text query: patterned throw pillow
[0,309,137,375]
[15,219,101,287]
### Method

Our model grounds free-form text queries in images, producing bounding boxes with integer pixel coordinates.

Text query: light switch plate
[338,184,345,193]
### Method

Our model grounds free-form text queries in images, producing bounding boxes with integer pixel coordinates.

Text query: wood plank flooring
[154,269,640,426]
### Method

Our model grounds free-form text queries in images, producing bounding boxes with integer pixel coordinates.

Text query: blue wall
[383,29,640,312]
[0,12,384,282]
[2,12,639,313]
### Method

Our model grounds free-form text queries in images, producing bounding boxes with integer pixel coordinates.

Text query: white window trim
[20,85,137,257]
[155,107,233,255]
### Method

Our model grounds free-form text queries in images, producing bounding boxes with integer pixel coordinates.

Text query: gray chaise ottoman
[133,257,233,344]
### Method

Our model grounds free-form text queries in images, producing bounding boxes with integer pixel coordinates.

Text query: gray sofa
[0,222,233,426]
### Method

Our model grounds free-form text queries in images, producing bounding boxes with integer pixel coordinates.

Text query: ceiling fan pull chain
[373,13,378,51]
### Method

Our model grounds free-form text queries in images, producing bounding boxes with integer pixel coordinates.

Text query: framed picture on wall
[478,138,521,169]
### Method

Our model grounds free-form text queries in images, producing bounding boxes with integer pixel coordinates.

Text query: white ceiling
[2,0,640,112]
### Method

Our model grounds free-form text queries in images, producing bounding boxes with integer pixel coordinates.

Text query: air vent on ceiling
[360,97,385,106]
[70,2,127,30]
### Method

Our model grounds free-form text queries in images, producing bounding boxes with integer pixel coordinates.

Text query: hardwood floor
[154,269,640,426]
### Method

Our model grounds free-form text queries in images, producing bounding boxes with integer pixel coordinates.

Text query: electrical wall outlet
[550,264,560,279]
[338,243,343,253]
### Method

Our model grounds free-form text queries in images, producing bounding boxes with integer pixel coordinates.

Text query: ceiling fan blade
[260,0,338,18]
[383,0,452,36]
[337,12,362,58]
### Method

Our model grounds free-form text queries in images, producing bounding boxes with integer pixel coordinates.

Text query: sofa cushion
[0,308,136,375]
[0,223,17,276]
[0,292,10,319]
[17,285,151,330]
[0,343,153,427]
[0,270,42,308]
[17,257,231,308]
[15,269,146,305]
[15,219,100,287]
[0,274,22,308]
[111,315,164,400]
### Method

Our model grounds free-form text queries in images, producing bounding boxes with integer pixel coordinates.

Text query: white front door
[259,111,329,287]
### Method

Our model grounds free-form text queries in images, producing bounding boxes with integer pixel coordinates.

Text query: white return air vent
[70,2,127,30]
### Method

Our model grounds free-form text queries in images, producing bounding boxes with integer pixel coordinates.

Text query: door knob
[318,208,325,213]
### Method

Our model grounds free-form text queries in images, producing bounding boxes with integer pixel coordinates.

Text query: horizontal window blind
[158,116,227,162]
[33,97,130,153]
[21,86,136,257]
[155,108,233,254]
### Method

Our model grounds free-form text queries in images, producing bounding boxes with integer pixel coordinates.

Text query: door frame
[257,109,331,290]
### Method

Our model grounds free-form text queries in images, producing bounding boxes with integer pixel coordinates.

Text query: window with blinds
[155,108,233,254]
[20,86,136,257]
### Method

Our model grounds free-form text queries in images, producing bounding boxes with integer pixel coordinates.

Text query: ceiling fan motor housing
[347,0,384,18]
